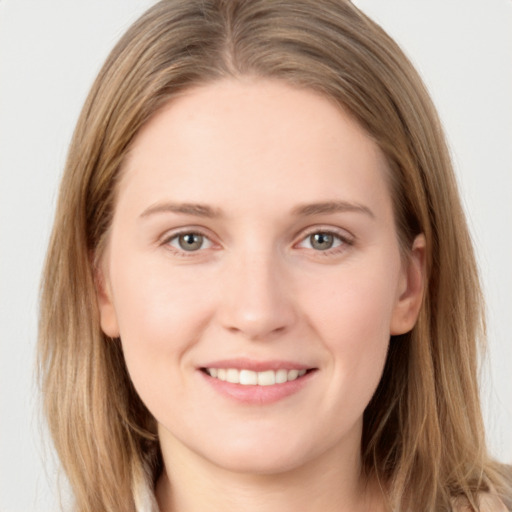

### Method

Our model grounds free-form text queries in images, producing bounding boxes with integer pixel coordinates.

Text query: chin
[211,450,310,476]
[197,432,321,476]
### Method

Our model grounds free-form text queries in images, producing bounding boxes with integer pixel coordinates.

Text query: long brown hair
[38,1,511,510]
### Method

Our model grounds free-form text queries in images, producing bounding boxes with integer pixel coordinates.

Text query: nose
[218,249,297,341]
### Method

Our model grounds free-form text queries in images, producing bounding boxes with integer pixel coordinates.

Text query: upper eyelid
[160,226,216,244]
[160,229,219,257]
[294,225,354,243]
[158,224,354,249]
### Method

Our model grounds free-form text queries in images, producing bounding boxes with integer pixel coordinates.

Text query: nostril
[223,321,290,341]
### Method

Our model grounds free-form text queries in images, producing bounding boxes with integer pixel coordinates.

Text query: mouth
[201,367,312,386]
[198,359,317,403]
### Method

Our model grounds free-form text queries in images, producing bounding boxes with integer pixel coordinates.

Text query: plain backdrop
[0,1,511,511]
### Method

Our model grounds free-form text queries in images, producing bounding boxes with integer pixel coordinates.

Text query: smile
[204,368,308,386]
[200,362,317,404]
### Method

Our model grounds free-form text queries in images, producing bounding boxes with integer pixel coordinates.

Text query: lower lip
[199,370,316,404]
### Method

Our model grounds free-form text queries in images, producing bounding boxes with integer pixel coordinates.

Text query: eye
[166,232,213,252]
[297,230,351,252]
[308,232,338,251]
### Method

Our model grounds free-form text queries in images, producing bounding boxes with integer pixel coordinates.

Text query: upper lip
[200,358,314,372]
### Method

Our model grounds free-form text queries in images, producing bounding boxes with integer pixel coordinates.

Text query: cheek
[302,257,399,344]
[298,256,399,401]
[109,255,215,381]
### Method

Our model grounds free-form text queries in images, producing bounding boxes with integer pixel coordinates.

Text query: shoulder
[452,493,509,512]
[477,492,510,512]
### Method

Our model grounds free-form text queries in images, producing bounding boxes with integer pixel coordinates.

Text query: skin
[97,78,425,512]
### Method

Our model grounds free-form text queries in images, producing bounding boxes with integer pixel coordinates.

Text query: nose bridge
[219,244,296,340]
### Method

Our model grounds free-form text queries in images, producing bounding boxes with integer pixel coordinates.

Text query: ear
[390,234,426,335]
[94,257,120,338]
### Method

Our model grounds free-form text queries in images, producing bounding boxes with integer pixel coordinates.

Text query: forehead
[118,78,391,218]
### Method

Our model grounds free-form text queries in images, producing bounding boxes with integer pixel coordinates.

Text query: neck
[155,432,384,512]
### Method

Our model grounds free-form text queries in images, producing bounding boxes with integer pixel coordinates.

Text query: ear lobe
[390,234,426,335]
[94,262,120,338]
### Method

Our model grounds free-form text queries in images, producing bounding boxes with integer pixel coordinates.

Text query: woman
[38,0,512,510]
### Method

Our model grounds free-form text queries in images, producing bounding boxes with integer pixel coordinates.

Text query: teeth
[205,368,309,385]
[258,370,275,386]
[288,369,299,380]
[226,368,239,384]
[239,369,258,385]
[275,369,288,384]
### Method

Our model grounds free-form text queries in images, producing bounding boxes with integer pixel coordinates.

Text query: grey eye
[309,232,335,250]
[166,231,214,253]
[177,233,205,251]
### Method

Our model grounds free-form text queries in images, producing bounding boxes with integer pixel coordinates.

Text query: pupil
[179,233,202,251]
[311,233,333,250]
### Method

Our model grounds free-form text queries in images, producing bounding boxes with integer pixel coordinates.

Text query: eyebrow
[139,200,375,220]
[140,202,222,219]
[291,201,375,219]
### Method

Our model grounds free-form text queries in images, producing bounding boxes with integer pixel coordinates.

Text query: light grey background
[0,1,510,511]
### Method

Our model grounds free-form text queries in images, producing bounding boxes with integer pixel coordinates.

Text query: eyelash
[161,227,354,257]
[295,227,354,256]
[161,229,215,257]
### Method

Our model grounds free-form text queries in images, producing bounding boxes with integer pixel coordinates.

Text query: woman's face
[98,79,424,475]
